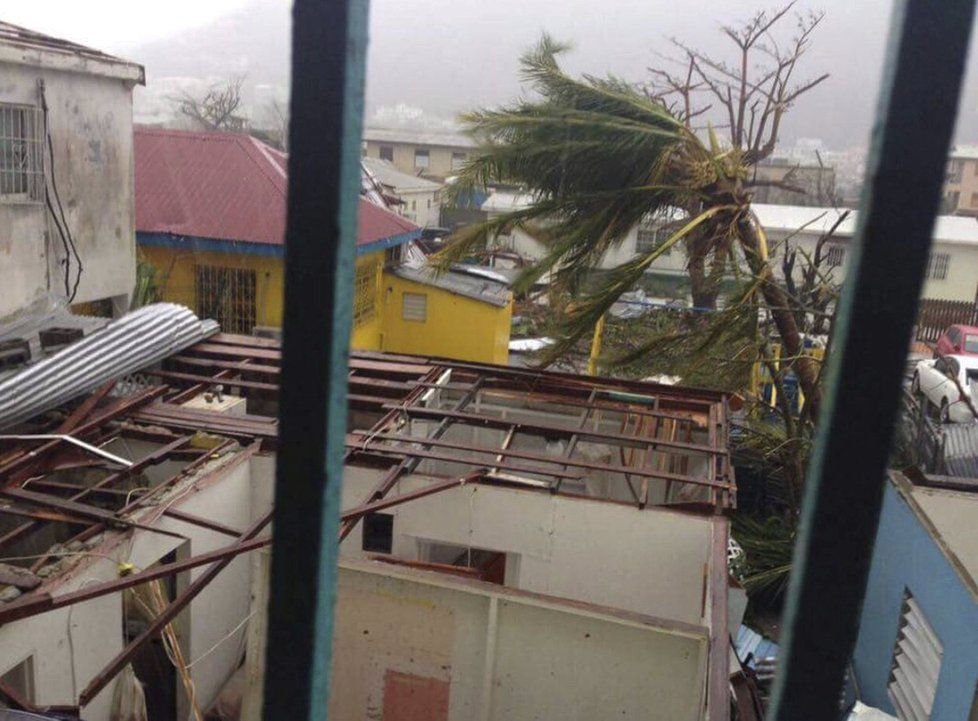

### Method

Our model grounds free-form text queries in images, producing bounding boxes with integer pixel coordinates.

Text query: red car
[935,324,978,357]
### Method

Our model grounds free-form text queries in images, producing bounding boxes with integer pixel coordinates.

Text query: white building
[483,191,978,302]
[363,156,443,227]
[0,335,736,721]
[0,22,144,318]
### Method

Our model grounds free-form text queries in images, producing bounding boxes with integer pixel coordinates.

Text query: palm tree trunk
[736,216,822,418]
[687,236,721,310]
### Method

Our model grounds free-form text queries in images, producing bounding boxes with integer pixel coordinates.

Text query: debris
[0,563,41,590]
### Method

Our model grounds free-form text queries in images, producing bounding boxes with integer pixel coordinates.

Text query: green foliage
[732,512,798,605]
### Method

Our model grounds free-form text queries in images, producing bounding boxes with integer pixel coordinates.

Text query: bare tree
[647,3,828,309]
[172,75,248,132]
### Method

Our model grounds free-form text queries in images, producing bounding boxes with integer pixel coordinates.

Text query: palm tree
[437,36,821,414]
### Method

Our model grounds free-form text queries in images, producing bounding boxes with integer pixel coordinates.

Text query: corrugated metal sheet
[135,128,418,248]
[0,304,217,430]
[938,422,978,477]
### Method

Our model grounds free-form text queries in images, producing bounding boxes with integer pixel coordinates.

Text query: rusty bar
[384,404,720,455]
[56,381,116,434]
[0,487,187,540]
[347,445,584,482]
[161,508,243,537]
[340,473,482,524]
[706,518,731,721]
[346,431,731,489]
[166,368,237,405]
[0,678,36,711]
[0,534,273,626]
[338,376,483,541]
[0,386,166,479]
[79,510,273,705]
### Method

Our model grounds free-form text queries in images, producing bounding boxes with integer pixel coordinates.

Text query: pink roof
[135,128,418,249]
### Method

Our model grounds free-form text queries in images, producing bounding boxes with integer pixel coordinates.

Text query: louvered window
[888,591,942,721]
[402,292,427,322]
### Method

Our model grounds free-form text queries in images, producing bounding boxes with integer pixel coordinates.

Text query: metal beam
[769,0,977,718]
[261,0,369,719]
[79,511,273,706]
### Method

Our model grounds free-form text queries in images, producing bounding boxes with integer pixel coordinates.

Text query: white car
[912,354,978,423]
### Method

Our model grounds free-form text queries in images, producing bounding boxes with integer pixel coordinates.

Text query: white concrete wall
[0,60,137,317]
[0,445,275,720]
[340,468,714,626]
[328,560,708,721]
[397,187,440,228]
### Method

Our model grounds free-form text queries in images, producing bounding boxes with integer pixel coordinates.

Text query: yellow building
[135,127,511,364]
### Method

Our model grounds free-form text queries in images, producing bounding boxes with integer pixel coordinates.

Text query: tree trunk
[736,216,822,418]
[687,235,721,310]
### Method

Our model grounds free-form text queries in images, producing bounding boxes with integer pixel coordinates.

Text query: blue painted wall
[852,481,978,719]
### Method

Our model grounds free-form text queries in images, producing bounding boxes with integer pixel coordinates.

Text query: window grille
[0,103,44,203]
[195,265,257,335]
[888,591,942,721]
[353,261,376,328]
[826,246,846,267]
[925,253,950,280]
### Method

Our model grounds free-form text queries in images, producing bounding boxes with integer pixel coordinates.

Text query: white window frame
[414,149,430,170]
[0,103,44,203]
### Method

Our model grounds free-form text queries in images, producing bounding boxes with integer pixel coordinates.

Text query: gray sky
[7,0,977,149]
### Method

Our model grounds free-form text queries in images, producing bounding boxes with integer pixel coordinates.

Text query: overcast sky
[7,0,978,149]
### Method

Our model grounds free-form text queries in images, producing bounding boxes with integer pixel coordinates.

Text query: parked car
[912,354,978,422]
[934,324,978,357]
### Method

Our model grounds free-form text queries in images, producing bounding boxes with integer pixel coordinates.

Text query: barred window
[925,253,950,280]
[826,245,846,267]
[195,265,257,335]
[0,103,44,203]
[353,262,376,328]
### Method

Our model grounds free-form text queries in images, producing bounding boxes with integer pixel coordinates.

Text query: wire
[185,610,255,670]
[38,80,83,303]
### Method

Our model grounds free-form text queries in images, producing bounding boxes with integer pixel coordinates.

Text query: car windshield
[965,335,978,353]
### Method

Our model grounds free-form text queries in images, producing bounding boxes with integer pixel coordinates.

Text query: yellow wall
[380,272,511,364]
[140,243,510,364]
[140,245,286,328]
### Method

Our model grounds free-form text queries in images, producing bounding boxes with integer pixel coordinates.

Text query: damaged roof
[0,20,144,83]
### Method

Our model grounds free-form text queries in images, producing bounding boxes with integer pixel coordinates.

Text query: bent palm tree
[436,36,820,414]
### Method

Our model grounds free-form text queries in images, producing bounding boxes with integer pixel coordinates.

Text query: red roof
[134,127,418,249]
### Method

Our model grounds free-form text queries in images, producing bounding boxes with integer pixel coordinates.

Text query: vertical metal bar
[261,0,369,720]
[769,1,976,718]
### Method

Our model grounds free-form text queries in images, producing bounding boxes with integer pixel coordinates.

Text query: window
[353,261,377,328]
[414,149,429,169]
[888,591,942,721]
[0,656,35,708]
[964,335,978,354]
[451,152,467,170]
[379,145,394,162]
[972,192,978,208]
[362,513,393,553]
[636,225,672,255]
[826,245,846,267]
[925,253,950,280]
[195,265,257,335]
[0,103,43,202]
[946,160,962,183]
[410,199,417,211]
[944,191,960,212]
[402,292,427,322]
[427,198,431,209]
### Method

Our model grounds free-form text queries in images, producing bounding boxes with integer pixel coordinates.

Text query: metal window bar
[769,0,976,719]
[0,103,43,203]
[195,265,257,335]
[352,260,376,328]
